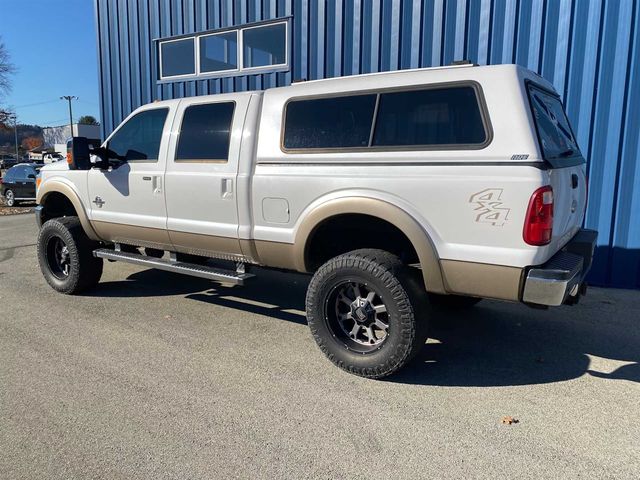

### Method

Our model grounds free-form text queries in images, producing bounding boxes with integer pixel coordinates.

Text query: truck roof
[144,63,554,109]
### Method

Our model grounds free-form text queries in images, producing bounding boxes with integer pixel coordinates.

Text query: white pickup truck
[35,64,596,378]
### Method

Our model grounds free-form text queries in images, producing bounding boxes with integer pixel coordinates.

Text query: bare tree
[0,37,16,130]
[0,37,16,98]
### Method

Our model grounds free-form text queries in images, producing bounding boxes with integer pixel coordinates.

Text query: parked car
[35,64,596,379]
[1,163,41,206]
[42,152,65,164]
[0,154,19,169]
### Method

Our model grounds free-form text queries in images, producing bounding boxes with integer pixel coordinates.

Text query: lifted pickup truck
[35,64,596,378]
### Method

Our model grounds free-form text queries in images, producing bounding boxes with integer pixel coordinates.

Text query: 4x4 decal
[469,188,511,226]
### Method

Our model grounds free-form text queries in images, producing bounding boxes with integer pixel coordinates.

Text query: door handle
[571,174,579,189]
[221,178,233,199]
[142,176,152,181]
[152,176,162,194]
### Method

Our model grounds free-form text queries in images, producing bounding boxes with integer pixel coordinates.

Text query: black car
[0,163,41,207]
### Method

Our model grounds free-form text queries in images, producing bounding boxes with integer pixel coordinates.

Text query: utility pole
[60,95,78,137]
[10,113,18,160]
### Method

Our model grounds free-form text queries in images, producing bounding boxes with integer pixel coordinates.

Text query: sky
[0,0,100,127]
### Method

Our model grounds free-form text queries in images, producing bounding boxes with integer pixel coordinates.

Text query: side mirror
[66,137,91,170]
[89,146,109,169]
[90,145,126,170]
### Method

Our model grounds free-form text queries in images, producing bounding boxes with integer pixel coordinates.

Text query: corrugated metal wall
[95,0,640,289]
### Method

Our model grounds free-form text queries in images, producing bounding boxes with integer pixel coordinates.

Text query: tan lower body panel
[253,239,298,271]
[92,221,173,250]
[91,221,248,262]
[169,230,245,261]
[440,259,524,301]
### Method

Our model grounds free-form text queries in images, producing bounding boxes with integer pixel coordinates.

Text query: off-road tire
[306,249,429,379]
[37,217,103,294]
[4,189,16,207]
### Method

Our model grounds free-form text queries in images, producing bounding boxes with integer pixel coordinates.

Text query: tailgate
[549,163,587,251]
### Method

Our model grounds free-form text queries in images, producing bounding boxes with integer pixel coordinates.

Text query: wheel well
[305,214,419,271]
[40,192,78,222]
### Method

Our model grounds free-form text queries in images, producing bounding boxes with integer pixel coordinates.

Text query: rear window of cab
[282,83,490,151]
[527,82,583,167]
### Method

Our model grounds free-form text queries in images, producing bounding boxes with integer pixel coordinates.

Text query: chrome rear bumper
[522,229,597,306]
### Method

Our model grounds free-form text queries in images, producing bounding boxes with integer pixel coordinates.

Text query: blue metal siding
[95,0,640,289]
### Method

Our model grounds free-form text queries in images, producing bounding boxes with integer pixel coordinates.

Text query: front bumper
[522,229,597,306]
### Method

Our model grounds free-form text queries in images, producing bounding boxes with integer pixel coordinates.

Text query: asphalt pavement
[1,213,638,479]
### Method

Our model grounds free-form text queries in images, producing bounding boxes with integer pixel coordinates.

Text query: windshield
[527,83,581,163]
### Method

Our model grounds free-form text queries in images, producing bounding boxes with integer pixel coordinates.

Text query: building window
[160,38,195,78]
[157,18,289,82]
[176,102,235,162]
[199,31,238,73]
[242,22,287,69]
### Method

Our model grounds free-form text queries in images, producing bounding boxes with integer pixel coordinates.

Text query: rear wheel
[306,249,429,379]
[37,217,103,294]
[4,189,16,207]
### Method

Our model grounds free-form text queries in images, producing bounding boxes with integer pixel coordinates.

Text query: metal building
[94,0,640,289]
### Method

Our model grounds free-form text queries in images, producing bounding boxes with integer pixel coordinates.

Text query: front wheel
[37,217,103,294]
[306,249,429,379]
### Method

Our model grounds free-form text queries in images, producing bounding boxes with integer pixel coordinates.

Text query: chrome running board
[93,248,254,286]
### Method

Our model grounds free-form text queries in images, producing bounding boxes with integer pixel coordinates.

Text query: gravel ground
[0,201,35,215]
[1,214,639,479]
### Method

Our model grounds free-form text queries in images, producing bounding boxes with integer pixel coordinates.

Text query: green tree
[78,115,99,125]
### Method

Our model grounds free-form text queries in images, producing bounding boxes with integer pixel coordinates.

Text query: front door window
[107,109,169,162]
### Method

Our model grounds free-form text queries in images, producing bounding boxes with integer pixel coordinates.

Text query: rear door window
[372,86,488,147]
[176,102,235,162]
[527,83,581,164]
[11,166,26,181]
[283,94,377,149]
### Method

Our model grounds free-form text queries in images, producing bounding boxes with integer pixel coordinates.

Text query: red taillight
[524,186,554,246]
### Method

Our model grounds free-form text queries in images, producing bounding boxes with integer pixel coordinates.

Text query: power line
[76,99,98,106]
[11,99,60,109]
[39,117,70,126]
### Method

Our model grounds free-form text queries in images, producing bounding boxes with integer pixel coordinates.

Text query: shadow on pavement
[88,266,640,387]
[90,267,310,326]
[393,299,640,387]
